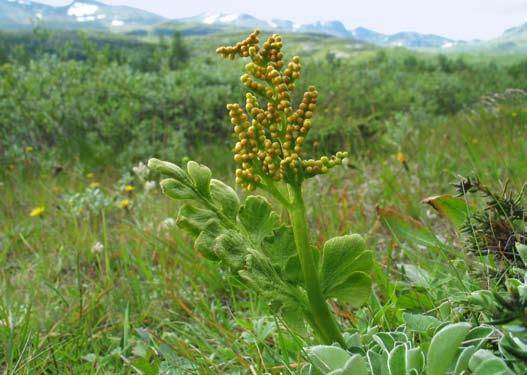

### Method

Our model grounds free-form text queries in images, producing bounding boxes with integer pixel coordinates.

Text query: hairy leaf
[160,178,196,200]
[148,158,191,184]
[239,196,280,244]
[388,344,407,375]
[426,322,471,375]
[194,220,224,261]
[341,355,369,375]
[403,313,441,333]
[407,347,424,373]
[306,345,352,372]
[210,179,240,219]
[262,226,296,269]
[187,161,212,198]
[213,230,248,270]
[469,349,514,375]
[177,205,217,237]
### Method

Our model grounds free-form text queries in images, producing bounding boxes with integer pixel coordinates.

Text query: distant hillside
[162,13,457,49]
[2,0,527,52]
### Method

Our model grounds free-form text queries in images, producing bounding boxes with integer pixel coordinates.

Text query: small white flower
[144,180,157,192]
[161,217,176,229]
[91,242,104,254]
[133,161,148,179]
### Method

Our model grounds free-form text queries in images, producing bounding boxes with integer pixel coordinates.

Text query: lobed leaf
[319,234,373,306]
[177,204,217,237]
[210,178,240,219]
[239,195,280,244]
[187,161,212,198]
[160,178,196,200]
[194,220,224,261]
[148,158,191,184]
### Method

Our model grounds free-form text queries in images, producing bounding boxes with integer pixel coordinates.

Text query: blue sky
[39,0,527,40]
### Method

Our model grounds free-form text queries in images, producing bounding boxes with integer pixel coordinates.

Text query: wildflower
[86,172,95,179]
[30,206,45,217]
[119,199,130,209]
[89,182,100,189]
[161,217,176,230]
[144,181,157,192]
[395,151,409,172]
[512,112,518,117]
[395,151,407,164]
[125,185,135,193]
[132,161,148,179]
[91,242,104,254]
[52,186,62,194]
[25,146,33,153]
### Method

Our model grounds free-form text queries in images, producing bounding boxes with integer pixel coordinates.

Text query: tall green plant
[149,30,374,345]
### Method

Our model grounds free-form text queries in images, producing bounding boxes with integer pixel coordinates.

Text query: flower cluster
[217,30,348,191]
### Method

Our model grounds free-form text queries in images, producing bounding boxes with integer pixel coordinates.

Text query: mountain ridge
[1,0,526,51]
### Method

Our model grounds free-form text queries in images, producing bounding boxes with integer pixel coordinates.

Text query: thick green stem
[287,184,345,346]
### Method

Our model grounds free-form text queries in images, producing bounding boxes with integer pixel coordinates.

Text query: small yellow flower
[512,112,518,117]
[86,172,95,179]
[119,199,130,209]
[25,146,33,153]
[90,182,100,189]
[395,151,407,164]
[30,206,45,217]
[125,185,135,193]
[52,186,62,194]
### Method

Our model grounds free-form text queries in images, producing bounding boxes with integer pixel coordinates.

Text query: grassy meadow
[1,29,527,374]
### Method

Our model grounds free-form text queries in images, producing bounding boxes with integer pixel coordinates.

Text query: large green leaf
[239,196,280,244]
[319,235,373,306]
[377,206,440,247]
[426,322,471,375]
[422,194,470,228]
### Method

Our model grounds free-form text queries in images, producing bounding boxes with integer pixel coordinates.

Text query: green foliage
[149,156,373,344]
[305,323,512,374]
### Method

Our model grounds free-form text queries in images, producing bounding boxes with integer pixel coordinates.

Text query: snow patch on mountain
[219,14,239,23]
[8,0,31,4]
[68,2,99,18]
